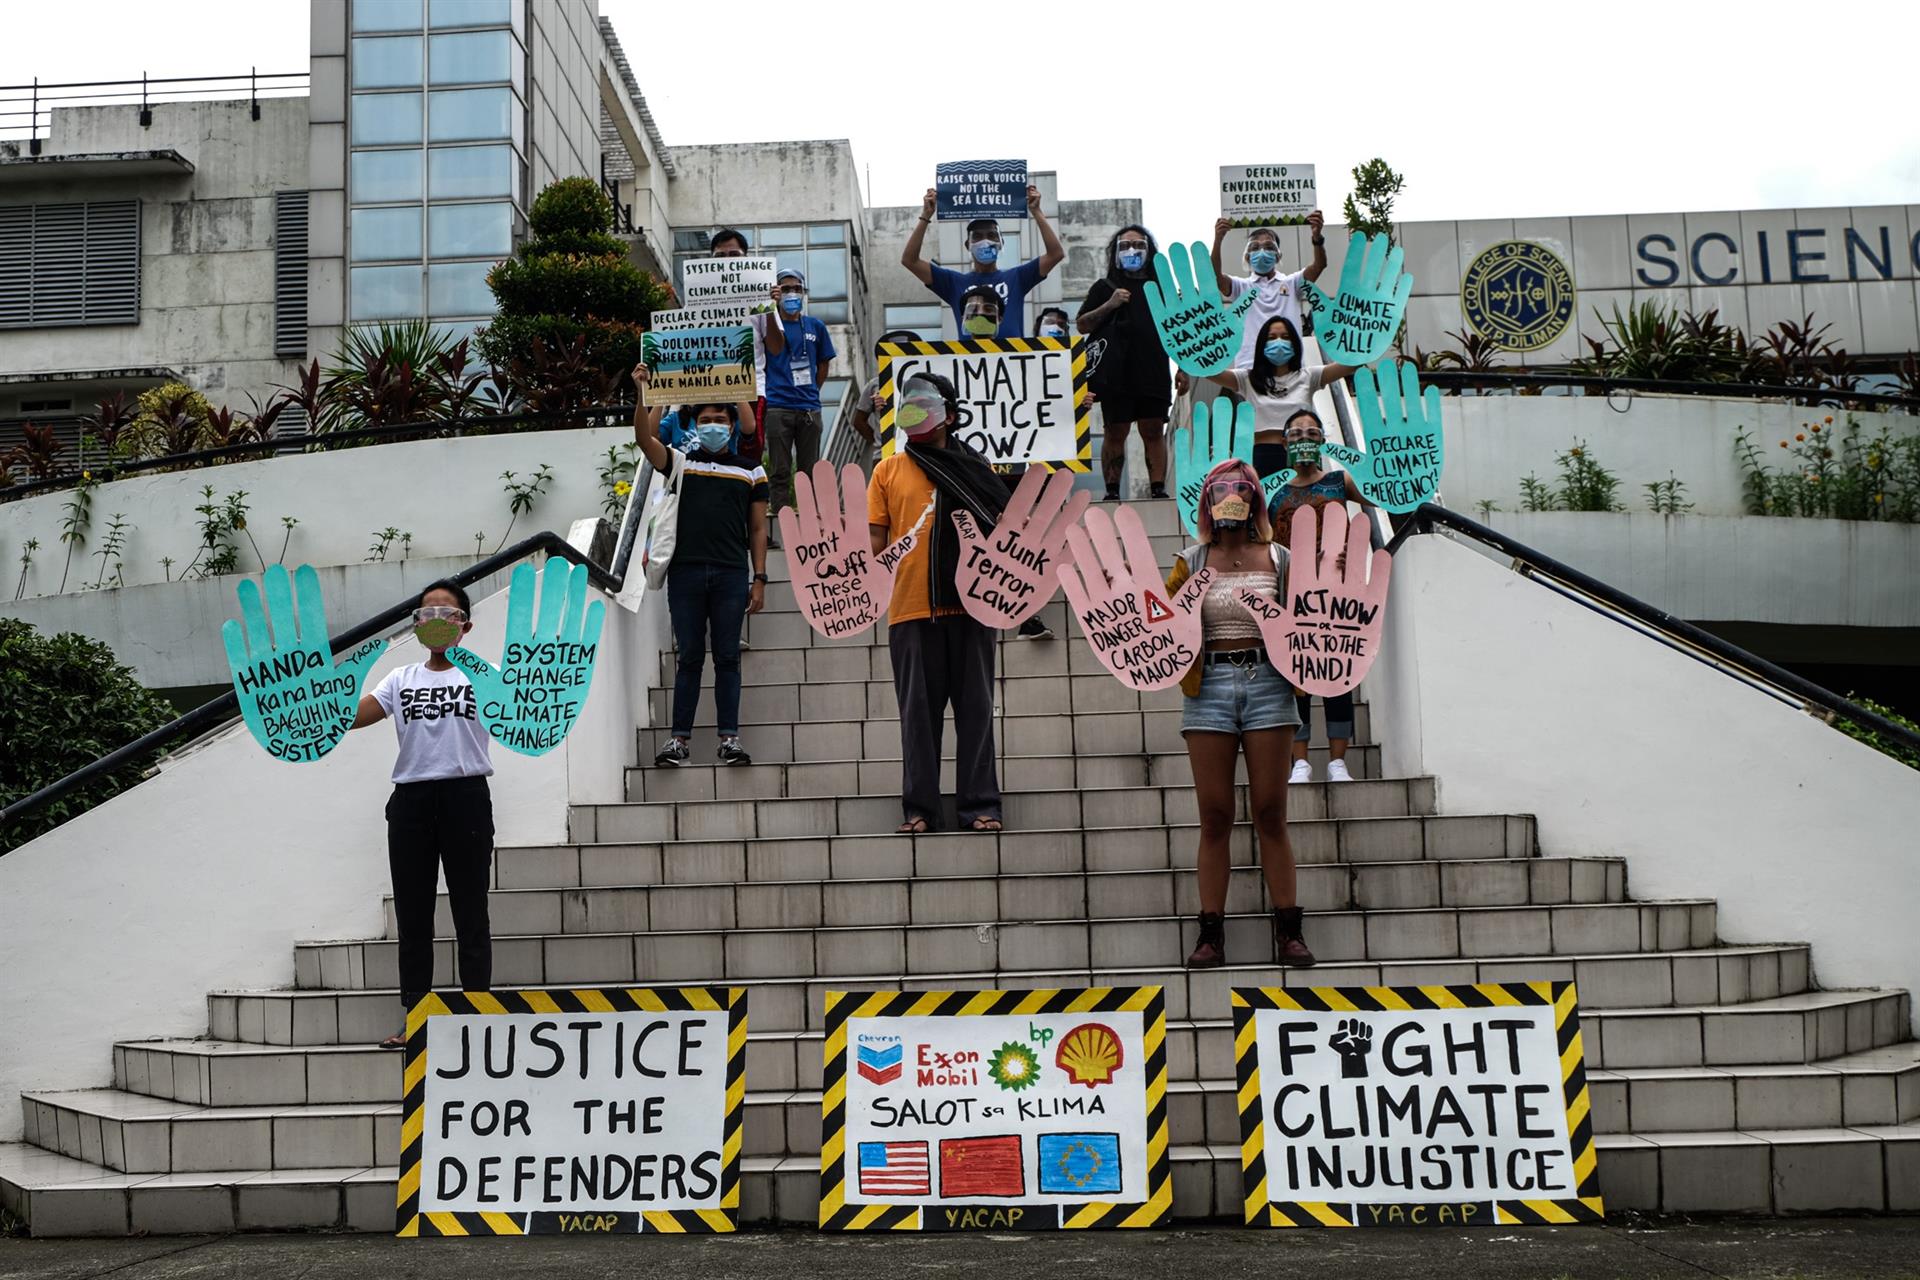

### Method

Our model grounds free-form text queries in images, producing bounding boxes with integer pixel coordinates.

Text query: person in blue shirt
[900,183,1065,338]
[762,266,837,520]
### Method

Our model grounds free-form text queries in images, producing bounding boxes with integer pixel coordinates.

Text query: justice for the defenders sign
[820,987,1170,1231]
[877,337,1091,472]
[399,988,745,1237]
[1231,983,1602,1228]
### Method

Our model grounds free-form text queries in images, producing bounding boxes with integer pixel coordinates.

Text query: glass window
[430,0,511,26]
[351,36,423,89]
[1000,229,1023,262]
[429,30,511,84]
[808,223,846,246]
[428,261,497,315]
[758,225,803,247]
[429,202,512,257]
[353,0,424,33]
[429,87,516,142]
[883,304,944,340]
[350,92,423,146]
[351,206,423,262]
[806,247,848,301]
[350,149,423,202]
[673,228,719,252]
[351,265,424,320]
[428,145,514,198]
[808,301,849,324]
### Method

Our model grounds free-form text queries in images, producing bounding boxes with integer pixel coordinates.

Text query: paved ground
[2,1218,1919,1279]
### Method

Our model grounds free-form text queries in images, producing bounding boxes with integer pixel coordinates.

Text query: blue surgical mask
[779,294,803,317]
[1248,248,1279,274]
[1264,338,1296,365]
[1041,324,1067,339]
[693,422,732,453]
[970,240,1001,265]
[1118,249,1146,271]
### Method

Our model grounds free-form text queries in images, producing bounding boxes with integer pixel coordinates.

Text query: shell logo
[1054,1023,1124,1088]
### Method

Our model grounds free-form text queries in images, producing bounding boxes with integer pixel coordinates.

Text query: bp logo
[1460,240,1576,352]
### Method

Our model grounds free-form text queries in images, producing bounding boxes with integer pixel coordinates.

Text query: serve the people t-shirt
[371,663,494,784]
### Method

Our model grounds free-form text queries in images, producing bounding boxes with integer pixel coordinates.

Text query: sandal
[970,816,1003,832]
[379,1033,408,1050]
[897,817,929,834]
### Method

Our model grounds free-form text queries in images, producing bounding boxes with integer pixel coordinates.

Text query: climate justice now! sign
[1230,984,1603,1228]
[820,988,1170,1231]
[398,988,745,1237]
[877,337,1090,470]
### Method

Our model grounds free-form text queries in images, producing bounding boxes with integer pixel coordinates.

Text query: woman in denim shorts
[1164,459,1314,970]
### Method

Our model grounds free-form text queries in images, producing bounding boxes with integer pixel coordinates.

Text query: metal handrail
[1387,502,1920,758]
[0,71,308,147]
[1416,368,1920,411]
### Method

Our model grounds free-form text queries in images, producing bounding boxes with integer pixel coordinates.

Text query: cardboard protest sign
[678,254,777,308]
[1239,502,1390,698]
[398,986,745,1236]
[935,159,1028,222]
[1324,361,1446,513]
[446,559,604,756]
[1219,164,1318,228]
[878,337,1090,471]
[1171,397,1295,537]
[820,986,1170,1231]
[222,564,386,763]
[1057,505,1211,693]
[780,459,930,641]
[1143,241,1258,377]
[1231,983,1602,1228]
[950,467,1089,629]
[1302,231,1414,366]
[640,321,756,407]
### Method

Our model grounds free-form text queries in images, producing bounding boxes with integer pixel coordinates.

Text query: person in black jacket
[1078,225,1173,502]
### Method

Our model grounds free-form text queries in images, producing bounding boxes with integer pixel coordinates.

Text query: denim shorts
[1181,656,1302,736]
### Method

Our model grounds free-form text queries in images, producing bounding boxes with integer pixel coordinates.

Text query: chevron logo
[857,1042,904,1085]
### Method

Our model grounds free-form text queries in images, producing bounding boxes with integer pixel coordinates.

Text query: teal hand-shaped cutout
[1322,360,1446,513]
[446,558,606,757]
[223,563,386,764]
[1173,396,1253,536]
[1142,240,1249,377]
[1301,231,1414,365]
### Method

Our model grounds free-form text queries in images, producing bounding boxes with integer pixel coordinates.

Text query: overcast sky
[6,0,1917,239]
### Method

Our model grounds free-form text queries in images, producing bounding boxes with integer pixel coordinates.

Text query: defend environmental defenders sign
[1219,163,1317,227]
[399,987,745,1237]
[820,987,1171,1231]
[1231,983,1603,1228]
[878,337,1090,471]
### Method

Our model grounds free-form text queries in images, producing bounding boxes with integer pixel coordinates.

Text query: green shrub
[528,176,616,240]
[1735,415,1920,522]
[484,252,660,321]
[1837,695,1920,772]
[0,619,176,852]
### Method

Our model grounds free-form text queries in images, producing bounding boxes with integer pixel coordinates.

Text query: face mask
[1041,324,1067,339]
[963,313,998,336]
[1263,338,1296,365]
[970,240,1001,265]
[413,616,462,649]
[1118,248,1147,271]
[1208,494,1252,526]
[694,422,732,453]
[1248,248,1279,274]
[779,293,803,316]
[898,396,947,438]
[1288,440,1322,468]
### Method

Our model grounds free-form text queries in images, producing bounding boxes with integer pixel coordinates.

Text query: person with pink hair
[1161,459,1313,970]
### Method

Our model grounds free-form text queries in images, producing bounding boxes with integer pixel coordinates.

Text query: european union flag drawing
[1037,1132,1122,1195]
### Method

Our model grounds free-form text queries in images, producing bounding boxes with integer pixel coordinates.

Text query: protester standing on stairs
[349,580,495,1048]
[1079,225,1174,502]
[630,365,771,768]
[1164,460,1315,970]
[868,371,1011,834]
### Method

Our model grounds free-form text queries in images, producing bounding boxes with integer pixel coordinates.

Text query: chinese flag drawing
[938,1135,1025,1198]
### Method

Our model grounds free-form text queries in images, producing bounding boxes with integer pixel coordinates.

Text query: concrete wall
[0,427,629,598]
[1367,534,1920,1028]
[0,540,669,1143]
[0,99,311,414]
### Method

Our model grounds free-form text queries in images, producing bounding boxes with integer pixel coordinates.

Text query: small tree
[476,177,673,410]
[1342,158,1406,245]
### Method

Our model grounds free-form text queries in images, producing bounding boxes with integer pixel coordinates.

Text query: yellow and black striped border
[396,987,746,1238]
[1229,982,1602,1228]
[876,337,1092,473]
[819,986,1171,1231]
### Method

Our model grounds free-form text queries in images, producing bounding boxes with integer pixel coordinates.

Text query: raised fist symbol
[1329,1018,1374,1079]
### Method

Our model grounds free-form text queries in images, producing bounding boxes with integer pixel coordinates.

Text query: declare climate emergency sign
[401,989,743,1236]
[1231,984,1602,1228]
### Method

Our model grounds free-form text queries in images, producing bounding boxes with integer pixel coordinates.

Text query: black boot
[1186,912,1226,969]
[1272,906,1316,967]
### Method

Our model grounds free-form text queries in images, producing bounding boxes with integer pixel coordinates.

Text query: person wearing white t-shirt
[350,579,494,1048]
[1209,213,1329,371]
[1179,315,1358,477]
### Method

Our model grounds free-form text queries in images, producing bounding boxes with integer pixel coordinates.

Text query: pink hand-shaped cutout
[951,467,1091,628]
[1056,504,1213,692]
[778,460,928,642]
[1235,502,1392,697]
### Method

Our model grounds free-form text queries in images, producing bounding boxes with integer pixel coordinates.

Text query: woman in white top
[350,579,495,1047]
[1178,315,1358,478]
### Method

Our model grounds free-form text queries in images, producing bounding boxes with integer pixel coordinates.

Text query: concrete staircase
[4,501,1917,1235]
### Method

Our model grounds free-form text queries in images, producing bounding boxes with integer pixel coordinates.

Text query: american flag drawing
[858,1140,931,1197]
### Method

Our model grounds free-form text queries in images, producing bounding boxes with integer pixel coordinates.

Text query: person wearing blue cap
[763,266,837,519]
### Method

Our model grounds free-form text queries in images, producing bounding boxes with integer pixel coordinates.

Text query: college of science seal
[1460,240,1576,352]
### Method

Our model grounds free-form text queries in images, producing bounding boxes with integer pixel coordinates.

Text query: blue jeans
[668,560,749,738]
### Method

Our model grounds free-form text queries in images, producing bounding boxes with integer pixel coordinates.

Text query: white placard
[879,339,1082,468]
[678,255,778,306]
[1219,164,1318,227]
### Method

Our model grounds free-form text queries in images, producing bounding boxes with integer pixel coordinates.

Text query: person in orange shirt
[868,372,1011,835]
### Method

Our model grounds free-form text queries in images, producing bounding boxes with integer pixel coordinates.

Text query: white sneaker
[1288,759,1313,784]
[1326,759,1355,783]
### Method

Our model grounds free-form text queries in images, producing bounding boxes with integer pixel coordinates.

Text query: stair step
[1592,1043,1920,1132]
[21,1091,400,1175]
[630,747,1384,802]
